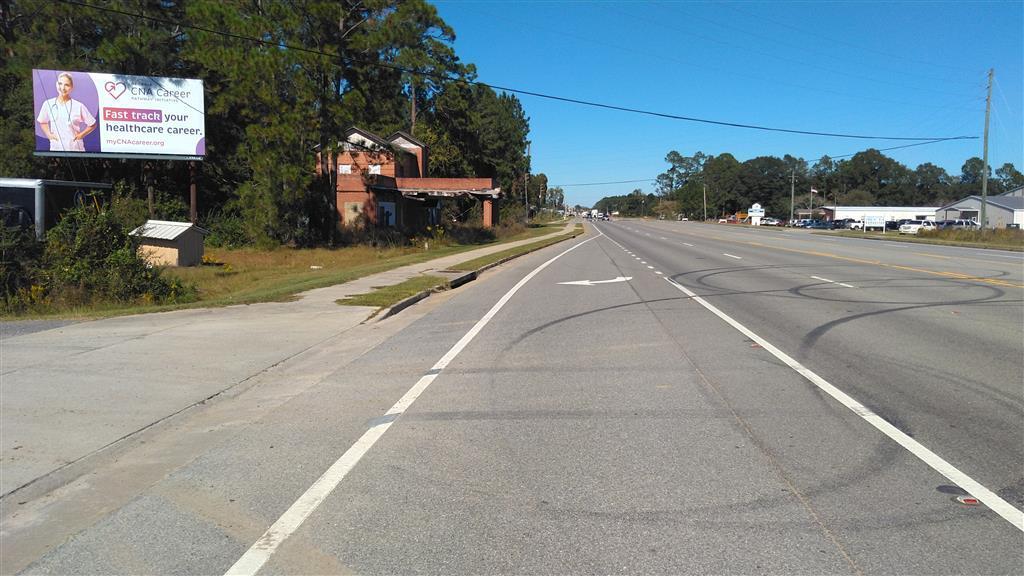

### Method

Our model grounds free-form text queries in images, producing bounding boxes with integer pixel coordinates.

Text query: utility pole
[789,169,795,223]
[702,183,707,221]
[980,68,993,230]
[524,142,530,224]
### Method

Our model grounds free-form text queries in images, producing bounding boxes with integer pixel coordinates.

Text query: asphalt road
[4,221,1022,575]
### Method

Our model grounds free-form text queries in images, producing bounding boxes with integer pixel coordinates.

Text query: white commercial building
[820,206,939,222]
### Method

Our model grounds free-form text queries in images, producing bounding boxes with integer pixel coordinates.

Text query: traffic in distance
[578,210,982,235]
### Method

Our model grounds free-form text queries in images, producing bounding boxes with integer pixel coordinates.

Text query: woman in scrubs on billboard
[36,72,97,152]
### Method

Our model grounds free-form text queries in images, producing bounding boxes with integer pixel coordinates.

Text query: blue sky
[433,1,1023,207]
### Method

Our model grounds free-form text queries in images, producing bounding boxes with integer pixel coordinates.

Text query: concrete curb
[374,228,584,322]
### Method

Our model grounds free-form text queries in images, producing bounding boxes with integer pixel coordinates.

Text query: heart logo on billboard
[104,81,127,100]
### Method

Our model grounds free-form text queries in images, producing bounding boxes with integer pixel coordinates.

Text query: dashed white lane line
[811,275,857,289]
[647,265,654,269]
[664,276,1024,533]
[683,243,695,247]
[660,236,667,240]
[655,271,663,275]
[724,253,742,260]
[225,233,604,576]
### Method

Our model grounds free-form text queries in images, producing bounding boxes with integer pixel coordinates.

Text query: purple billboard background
[33,69,101,153]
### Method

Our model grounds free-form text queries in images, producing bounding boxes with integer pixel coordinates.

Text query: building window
[339,164,352,174]
[369,164,381,175]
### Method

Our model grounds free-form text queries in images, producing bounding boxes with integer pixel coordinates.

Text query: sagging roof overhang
[370,184,502,200]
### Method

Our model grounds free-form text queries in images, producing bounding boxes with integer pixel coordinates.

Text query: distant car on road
[899,220,937,234]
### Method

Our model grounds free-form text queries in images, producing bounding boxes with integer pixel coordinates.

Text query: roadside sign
[748,203,765,217]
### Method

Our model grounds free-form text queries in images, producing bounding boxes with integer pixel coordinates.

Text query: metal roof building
[936,196,1024,228]
[130,220,209,267]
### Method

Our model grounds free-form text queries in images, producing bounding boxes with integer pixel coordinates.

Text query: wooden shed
[130,220,209,267]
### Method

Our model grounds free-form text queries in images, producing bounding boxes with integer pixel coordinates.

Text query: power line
[57,0,978,143]
[826,139,960,160]
[553,178,656,187]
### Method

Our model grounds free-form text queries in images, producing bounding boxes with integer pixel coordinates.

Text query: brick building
[316,127,501,230]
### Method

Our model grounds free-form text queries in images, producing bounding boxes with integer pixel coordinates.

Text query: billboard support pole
[189,161,198,223]
[145,161,155,218]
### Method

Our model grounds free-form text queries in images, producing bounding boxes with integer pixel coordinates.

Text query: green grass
[831,228,1023,251]
[448,225,584,272]
[3,220,577,320]
[337,275,449,309]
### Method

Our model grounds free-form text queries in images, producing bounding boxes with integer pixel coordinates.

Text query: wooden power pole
[980,68,993,230]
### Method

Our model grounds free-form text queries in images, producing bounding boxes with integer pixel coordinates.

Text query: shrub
[41,204,195,307]
[204,210,249,249]
[0,224,44,312]
[445,223,496,244]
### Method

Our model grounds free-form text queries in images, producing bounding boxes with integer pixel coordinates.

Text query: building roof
[341,126,391,150]
[130,220,209,240]
[1000,184,1024,197]
[821,205,940,210]
[938,196,1024,211]
[388,130,426,149]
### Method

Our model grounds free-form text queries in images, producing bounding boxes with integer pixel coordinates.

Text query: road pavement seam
[224,232,604,576]
[661,276,1024,532]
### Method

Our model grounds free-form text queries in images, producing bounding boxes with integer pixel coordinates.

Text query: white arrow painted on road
[557,276,632,287]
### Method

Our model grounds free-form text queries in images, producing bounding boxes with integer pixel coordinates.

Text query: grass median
[336,224,584,312]
[337,275,449,309]
[448,224,584,272]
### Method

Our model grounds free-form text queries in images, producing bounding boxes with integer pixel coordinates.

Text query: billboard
[33,69,205,161]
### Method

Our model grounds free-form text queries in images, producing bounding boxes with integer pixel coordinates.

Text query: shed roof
[130,220,209,240]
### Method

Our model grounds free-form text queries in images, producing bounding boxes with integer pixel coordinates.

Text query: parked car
[899,220,937,234]
[937,218,978,229]
[761,217,780,226]
[843,219,864,230]
[806,220,830,229]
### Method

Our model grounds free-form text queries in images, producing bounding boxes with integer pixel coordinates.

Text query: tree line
[1,0,549,246]
[595,149,1023,219]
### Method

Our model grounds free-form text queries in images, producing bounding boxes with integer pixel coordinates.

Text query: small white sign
[748,203,766,217]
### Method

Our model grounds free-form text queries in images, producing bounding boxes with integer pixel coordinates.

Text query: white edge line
[811,276,834,283]
[224,231,605,576]
[663,276,1024,532]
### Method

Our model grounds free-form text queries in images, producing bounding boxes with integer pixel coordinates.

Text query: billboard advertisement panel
[33,69,205,161]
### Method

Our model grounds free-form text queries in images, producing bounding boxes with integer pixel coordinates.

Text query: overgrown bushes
[1,203,195,315]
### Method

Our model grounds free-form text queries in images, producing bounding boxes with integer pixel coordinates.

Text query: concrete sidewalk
[0,222,581,498]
